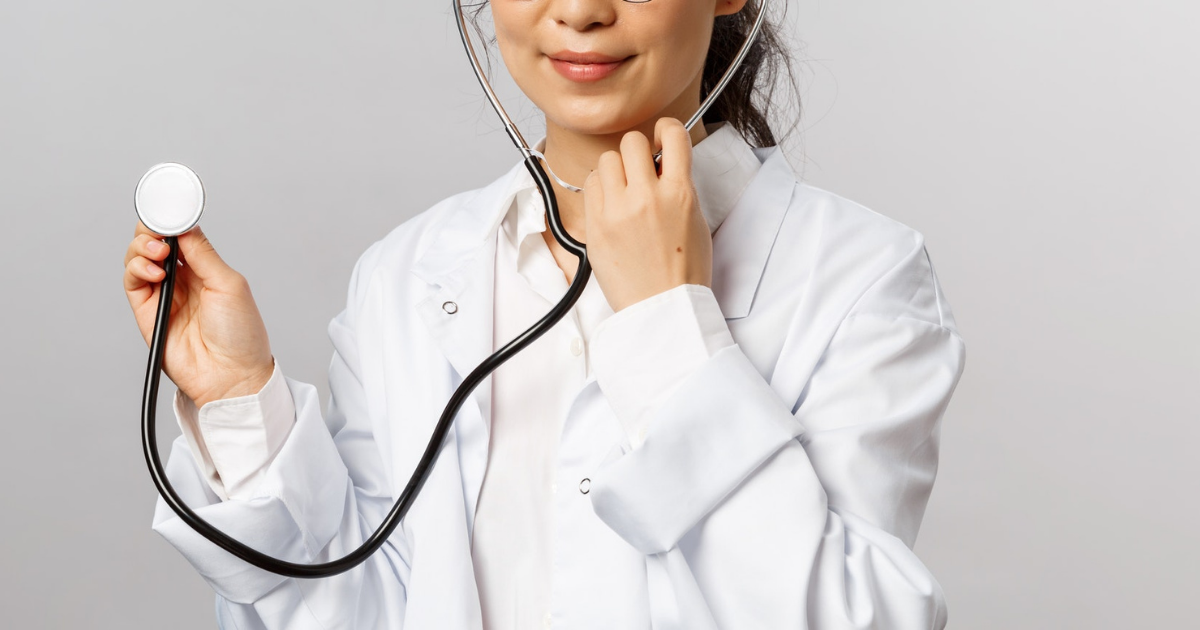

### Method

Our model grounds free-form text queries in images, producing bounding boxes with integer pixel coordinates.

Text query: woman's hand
[582,117,713,313]
[123,221,275,409]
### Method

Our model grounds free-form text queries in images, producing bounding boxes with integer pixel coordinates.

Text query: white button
[550,482,558,494]
[579,478,591,494]
[638,426,648,441]
[543,611,552,628]
[569,336,583,356]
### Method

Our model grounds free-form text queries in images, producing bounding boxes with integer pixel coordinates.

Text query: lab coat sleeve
[587,239,966,629]
[172,359,297,502]
[590,283,735,449]
[151,239,412,629]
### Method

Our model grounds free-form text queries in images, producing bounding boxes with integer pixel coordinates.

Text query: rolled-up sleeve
[587,238,967,628]
[591,283,736,449]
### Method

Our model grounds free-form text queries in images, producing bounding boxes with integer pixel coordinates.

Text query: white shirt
[157,124,966,630]
[471,122,758,630]
[173,122,763,627]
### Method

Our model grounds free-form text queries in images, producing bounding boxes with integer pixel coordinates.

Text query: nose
[550,0,618,32]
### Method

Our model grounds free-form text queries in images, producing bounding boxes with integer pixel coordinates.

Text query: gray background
[1,1,1196,628]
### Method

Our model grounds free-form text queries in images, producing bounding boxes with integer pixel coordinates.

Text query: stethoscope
[137,0,770,579]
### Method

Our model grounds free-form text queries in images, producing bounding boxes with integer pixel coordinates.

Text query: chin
[543,96,661,137]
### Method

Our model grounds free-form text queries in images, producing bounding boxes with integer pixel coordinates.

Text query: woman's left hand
[583,117,713,313]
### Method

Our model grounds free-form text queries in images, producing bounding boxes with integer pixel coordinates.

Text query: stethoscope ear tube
[140,157,590,578]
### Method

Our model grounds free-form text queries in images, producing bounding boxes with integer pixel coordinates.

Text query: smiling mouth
[547,51,631,83]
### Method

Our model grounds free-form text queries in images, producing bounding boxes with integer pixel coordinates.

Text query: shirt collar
[500,121,762,250]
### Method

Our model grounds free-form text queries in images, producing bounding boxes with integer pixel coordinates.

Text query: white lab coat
[152,145,967,629]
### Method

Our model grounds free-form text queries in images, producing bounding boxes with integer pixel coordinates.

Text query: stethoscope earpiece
[134,162,205,237]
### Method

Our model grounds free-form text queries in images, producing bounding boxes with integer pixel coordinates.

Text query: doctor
[122,0,966,628]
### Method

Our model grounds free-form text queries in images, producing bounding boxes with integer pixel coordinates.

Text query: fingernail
[146,261,162,276]
[147,241,164,254]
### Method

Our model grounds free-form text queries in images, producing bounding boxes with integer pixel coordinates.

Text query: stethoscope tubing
[142,0,766,580]
[142,156,588,578]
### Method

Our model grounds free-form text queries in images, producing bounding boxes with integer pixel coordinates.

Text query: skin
[122,0,747,408]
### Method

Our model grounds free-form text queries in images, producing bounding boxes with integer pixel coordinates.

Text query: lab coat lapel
[410,160,530,539]
[400,166,527,630]
[710,146,797,319]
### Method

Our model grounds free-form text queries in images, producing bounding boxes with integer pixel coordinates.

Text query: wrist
[194,358,276,409]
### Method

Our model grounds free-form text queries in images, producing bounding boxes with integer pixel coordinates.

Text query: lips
[547,50,631,83]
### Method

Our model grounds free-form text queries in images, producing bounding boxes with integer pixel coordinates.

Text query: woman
[122,1,966,628]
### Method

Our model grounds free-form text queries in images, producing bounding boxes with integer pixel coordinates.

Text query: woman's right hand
[123,221,276,409]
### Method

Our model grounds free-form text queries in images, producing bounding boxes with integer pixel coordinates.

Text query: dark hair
[704,0,800,147]
[465,0,800,149]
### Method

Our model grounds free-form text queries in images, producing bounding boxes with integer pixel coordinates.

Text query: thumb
[175,225,233,283]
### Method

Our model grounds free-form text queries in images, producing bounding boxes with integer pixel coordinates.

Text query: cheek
[631,13,712,97]
[493,14,545,98]
[659,13,713,78]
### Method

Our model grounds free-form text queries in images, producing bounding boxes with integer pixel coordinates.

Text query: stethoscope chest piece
[134,162,205,236]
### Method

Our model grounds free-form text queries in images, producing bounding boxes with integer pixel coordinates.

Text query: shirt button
[579,477,591,494]
[441,300,458,314]
[543,611,553,628]
[569,336,583,357]
[550,482,558,494]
